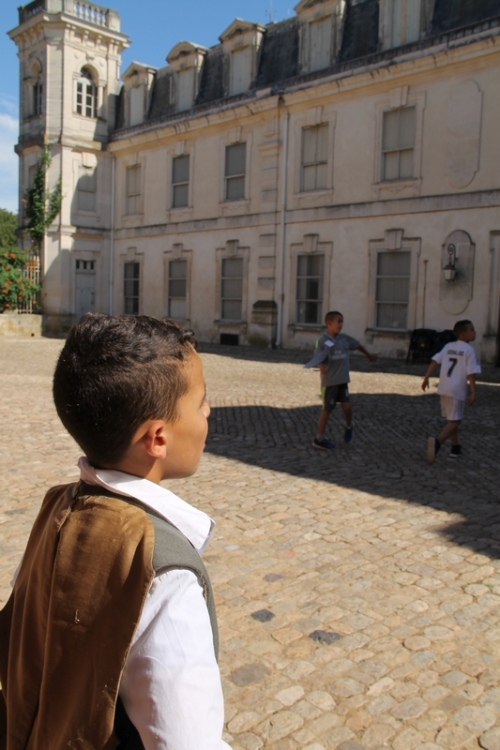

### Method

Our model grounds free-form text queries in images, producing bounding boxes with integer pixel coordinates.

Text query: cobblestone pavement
[1,338,500,750]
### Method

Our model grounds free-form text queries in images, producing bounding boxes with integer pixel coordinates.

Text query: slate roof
[114,0,500,132]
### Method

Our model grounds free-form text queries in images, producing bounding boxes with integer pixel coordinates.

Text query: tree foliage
[25,147,62,254]
[0,248,40,313]
[0,208,18,249]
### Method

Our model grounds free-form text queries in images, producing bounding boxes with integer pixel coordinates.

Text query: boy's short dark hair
[53,314,197,467]
[453,319,473,337]
[325,311,343,323]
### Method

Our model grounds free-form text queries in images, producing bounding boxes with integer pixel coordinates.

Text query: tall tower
[9,0,129,333]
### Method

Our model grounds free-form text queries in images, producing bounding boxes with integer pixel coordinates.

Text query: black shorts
[322,384,350,411]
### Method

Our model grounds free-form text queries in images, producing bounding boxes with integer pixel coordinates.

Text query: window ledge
[168,207,193,222]
[372,178,422,200]
[214,320,248,331]
[292,189,334,208]
[288,324,324,333]
[365,328,410,342]
[220,199,250,216]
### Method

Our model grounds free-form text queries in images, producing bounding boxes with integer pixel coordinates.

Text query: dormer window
[76,68,97,118]
[177,67,195,111]
[295,0,344,74]
[309,16,332,72]
[122,63,157,126]
[166,43,207,113]
[380,0,422,49]
[219,20,265,97]
[391,0,421,46]
[230,46,252,96]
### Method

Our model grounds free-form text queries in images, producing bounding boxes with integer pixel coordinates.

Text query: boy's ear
[141,420,168,459]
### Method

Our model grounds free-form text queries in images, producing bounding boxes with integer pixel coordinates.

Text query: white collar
[78,457,213,554]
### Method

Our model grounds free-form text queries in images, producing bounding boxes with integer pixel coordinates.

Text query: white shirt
[79,458,232,750]
[433,340,481,401]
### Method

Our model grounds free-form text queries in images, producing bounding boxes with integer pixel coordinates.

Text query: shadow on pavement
[205,388,500,559]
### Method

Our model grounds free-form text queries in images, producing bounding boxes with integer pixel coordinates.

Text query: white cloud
[0,109,19,214]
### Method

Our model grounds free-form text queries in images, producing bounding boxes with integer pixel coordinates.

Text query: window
[296,254,324,324]
[225,143,246,201]
[382,106,416,181]
[126,165,142,215]
[390,0,421,47]
[76,68,97,118]
[124,261,140,314]
[301,124,328,192]
[33,81,43,116]
[230,47,252,96]
[221,257,243,320]
[177,68,194,111]
[309,17,331,72]
[168,259,187,319]
[172,155,189,208]
[77,167,96,212]
[375,251,411,329]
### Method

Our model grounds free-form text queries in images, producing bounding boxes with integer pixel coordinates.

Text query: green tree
[0,208,18,249]
[25,146,62,255]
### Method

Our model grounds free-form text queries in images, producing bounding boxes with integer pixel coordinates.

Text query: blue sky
[0,0,295,213]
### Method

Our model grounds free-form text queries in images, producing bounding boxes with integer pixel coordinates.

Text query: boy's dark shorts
[322,384,349,411]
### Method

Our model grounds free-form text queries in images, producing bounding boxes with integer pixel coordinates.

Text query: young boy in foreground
[305,311,377,450]
[0,314,231,750]
[422,319,480,463]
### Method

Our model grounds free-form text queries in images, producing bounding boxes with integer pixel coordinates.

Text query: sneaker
[427,437,440,464]
[344,425,353,443]
[312,437,336,451]
[449,445,462,458]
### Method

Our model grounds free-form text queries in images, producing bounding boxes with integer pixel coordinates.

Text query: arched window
[76,68,97,118]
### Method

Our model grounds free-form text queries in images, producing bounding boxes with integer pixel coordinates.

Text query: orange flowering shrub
[0,248,40,312]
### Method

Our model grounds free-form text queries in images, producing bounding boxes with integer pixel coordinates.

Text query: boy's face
[161,352,210,480]
[326,315,343,336]
[461,324,476,342]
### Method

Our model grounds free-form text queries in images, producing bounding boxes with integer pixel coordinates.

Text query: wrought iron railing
[17,255,41,314]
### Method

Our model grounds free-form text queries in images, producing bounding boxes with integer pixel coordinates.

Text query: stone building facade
[9,0,500,360]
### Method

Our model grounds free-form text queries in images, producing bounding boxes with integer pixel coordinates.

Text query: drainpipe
[276,107,289,347]
[109,153,115,314]
[421,259,428,328]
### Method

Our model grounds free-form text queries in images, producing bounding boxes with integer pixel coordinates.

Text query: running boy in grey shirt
[305,311,377,450]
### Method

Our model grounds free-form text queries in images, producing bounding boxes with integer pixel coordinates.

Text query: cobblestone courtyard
[1,337,500,750]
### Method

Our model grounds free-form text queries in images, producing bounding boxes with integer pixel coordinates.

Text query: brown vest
[0,482,218,750]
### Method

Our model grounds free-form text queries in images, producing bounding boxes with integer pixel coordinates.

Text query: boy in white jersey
[421,319,481,463]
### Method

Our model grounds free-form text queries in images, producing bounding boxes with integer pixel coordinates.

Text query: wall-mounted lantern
[443,243,457,282]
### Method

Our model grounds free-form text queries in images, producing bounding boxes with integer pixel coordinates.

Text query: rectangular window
[77,167,96,212]
[33,82,43,116]
[230,47,252,96]
[124,261,140,315]
[177,68,194,111]
[375,250,411,329]
[309,16,331,72]
[225,143,246,201]
[382,106,416,181]
[172,155,190,208]
[296,254,324,324]
[221,257,243,320]
[126,165,142,215]
[391,0,421,47]
[301,124,328,192]
[76,81,96,118]
[168,259,187,319]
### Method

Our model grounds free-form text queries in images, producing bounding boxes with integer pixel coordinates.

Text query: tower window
[76,68,97,118]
